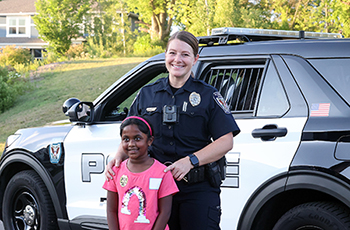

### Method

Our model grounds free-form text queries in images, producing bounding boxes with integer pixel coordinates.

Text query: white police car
[3,27,350,230]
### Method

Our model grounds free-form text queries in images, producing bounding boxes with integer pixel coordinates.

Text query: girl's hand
[164,156,193,181]
[105,156,124,181]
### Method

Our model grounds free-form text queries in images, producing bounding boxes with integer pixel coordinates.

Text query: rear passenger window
[201,61,289,117]
[204,65,264,114]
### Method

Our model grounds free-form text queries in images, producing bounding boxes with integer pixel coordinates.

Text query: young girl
[103,116,179,230]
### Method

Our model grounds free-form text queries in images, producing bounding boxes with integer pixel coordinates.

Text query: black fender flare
[285,169,350,207]
[237,169,350,230]
[0,150,64,219]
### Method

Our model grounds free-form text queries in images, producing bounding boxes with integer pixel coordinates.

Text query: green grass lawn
[0,57,148,152]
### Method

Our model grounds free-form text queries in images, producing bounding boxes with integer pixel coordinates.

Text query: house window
[8,17,27,36]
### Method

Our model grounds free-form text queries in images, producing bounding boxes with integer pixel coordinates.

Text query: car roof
[147,38,350,61]
[198,39,350,59]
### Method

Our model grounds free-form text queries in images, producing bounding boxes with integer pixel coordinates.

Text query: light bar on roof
[211,27,343,39]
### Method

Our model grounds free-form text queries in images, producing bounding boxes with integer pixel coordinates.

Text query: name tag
[146,107,157,112]
[149,178,162,190]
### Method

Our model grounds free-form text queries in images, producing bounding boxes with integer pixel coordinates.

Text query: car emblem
[49,143,62,164]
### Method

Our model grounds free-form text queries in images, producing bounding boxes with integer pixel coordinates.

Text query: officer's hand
[164,156,193,181]
[105,157,122,181]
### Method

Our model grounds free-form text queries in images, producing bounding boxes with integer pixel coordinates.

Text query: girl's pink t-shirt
[103,159,179,230]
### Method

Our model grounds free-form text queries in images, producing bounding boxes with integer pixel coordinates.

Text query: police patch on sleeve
[213,92,231,114]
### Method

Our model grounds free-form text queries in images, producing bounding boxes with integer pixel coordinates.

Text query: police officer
[106,31,240,230]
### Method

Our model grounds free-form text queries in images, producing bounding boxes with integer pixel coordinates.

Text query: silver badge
[189,92,201,107]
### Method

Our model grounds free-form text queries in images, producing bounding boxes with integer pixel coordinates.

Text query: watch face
[190,154,199,166]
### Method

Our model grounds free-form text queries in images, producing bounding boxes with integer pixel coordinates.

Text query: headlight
[5,134,20,149]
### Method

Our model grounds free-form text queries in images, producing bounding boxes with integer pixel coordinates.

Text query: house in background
[0,0,139,59]
[0,0,46,59]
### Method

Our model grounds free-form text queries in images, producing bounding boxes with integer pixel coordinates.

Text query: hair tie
[122,116,153,136]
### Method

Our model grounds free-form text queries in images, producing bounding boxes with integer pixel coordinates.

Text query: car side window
[309,59,350,106]
[118,73,168,110]
[101,72,168,121]
[256,63,289,117]
[203,64,264,115]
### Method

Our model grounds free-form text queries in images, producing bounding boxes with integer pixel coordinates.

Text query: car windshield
[310,58,350,106]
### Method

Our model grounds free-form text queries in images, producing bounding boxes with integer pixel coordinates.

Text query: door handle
[252,124,287,141]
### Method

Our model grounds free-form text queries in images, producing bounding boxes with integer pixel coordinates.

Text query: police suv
[2,27,350,230]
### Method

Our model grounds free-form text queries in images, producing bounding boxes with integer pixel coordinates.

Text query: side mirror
[67,102,94,124]
[62,98,80,115]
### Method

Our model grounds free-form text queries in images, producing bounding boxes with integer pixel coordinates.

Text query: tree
[124,0,176,41]
[33,0,91,55]
[82,0,137,57]
[102,0,136,55]
[270,0,350,37]
[306,0,350,36]
[176,0,273,37]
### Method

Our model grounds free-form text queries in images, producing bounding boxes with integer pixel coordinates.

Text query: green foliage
[33,0,91,55]
[171,0,349,38]
[175,0,274,36]
[42,50,67,65]
[65,44,88,59]
[82,0,138,57]
[0,45,32,67]
[270,0,350,37]
[124,0,173,40]
[133,34,164,57]
[0,66,30,113]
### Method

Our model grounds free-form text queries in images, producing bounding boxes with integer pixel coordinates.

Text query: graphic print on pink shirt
[121,186,149,223]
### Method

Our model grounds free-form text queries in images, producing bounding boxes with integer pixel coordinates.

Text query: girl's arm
[106,191,120,230]
[152,195,173,230]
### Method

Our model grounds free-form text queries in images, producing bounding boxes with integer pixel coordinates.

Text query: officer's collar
[159,75,195,94]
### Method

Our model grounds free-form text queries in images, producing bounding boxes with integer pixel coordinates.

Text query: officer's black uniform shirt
[129,76,240,164]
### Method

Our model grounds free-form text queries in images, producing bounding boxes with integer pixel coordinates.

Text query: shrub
[0,45,32,67]
[0,66,30,113]
[65,44,88,59]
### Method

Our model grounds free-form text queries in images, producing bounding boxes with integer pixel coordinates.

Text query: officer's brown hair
[166,31,199,57]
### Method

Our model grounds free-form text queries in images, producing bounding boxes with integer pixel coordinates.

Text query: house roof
[0,37,47,49]
[0,0,36,14]
[0,38,44,44]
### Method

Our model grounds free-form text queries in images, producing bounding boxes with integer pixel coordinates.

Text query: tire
[272,201,350,230]
[2,170,58,230]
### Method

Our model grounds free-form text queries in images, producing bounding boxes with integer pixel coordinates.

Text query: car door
[197,56,308,229]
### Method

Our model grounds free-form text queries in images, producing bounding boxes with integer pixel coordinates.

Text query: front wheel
[272,201,350,230]
[2,170,58,230]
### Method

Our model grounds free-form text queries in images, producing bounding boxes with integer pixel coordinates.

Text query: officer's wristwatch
[189,154,199,167]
